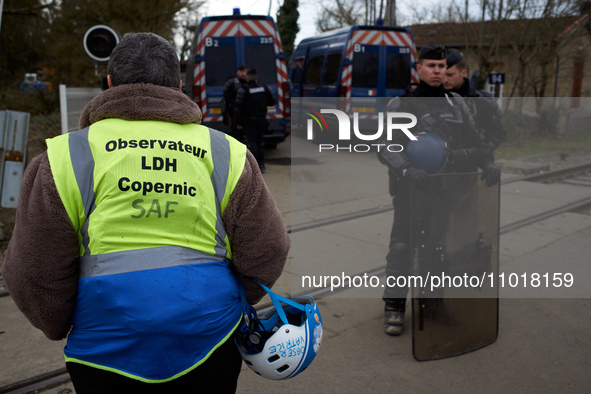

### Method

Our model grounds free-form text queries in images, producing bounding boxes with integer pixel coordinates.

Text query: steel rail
[500,162,591,184]
[0,368,69,394]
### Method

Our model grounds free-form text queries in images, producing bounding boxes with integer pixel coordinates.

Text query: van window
[205,46,236,87]
[304,55,324,85]
[322,53,341,86]
[245,44,277,85]
[386,53,411,89]
[352,52,378,88]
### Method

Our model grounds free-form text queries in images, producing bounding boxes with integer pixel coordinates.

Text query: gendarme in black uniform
[377,44,501,336]
[222,65,248,142]
[234,68,276,173]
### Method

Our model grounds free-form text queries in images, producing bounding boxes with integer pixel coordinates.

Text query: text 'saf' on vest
[46,119,247,382]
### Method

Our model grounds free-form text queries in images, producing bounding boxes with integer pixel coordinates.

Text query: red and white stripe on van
[340,29,419,117]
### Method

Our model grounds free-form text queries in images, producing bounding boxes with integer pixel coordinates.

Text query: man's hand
[481,162,501,186]
[405,167,429,189]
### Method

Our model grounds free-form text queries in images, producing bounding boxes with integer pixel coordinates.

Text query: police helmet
[405,132,448,174]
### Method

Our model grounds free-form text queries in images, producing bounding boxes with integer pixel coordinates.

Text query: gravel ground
[496,147,591,175]
[512,149,591,171]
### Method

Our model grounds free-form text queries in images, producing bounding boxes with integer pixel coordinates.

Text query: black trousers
[229,120,245,143]
[243,117,267,168]
[382,181,412,311]
[66,333,243,394]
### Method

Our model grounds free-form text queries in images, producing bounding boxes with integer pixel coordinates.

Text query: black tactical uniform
[222,66,248,142]
[445,49,506,151]
[377,46,501,330]
[234,69,276,173]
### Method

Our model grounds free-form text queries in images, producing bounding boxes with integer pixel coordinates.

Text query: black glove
[405,167,429,190]
[481,162,501,186]
[451,148,490,167]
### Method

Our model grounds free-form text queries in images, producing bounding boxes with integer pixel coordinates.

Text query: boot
[384,304,404,336]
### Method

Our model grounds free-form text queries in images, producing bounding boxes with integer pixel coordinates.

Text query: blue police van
[289,25,418,100]
[185,11,291,148]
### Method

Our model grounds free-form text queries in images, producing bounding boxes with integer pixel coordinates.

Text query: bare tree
[316,0,365,31]
[175,0,206,63]
[411,0,580,97]
[502,0,579,98]
[384,0,396,25]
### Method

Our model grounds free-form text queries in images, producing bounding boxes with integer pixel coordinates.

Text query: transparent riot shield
[410,172,499,361]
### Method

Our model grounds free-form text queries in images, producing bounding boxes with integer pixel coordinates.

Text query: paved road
[2,135,591,393]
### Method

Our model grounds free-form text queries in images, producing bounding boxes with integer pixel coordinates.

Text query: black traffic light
[83,25,120,62]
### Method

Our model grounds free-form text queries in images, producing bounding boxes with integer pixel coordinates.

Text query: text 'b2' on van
[186,12,291,148]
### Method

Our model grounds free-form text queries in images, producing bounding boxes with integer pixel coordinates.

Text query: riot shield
[410,172,499,361]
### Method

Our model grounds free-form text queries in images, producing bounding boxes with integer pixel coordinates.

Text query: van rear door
[347,28,417,99]
[202,35,237,118]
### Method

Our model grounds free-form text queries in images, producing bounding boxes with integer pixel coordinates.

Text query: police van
[289,24,418,118]
[186,11,291,148]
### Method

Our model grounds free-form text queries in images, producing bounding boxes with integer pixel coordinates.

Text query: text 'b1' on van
[186,13,291,148]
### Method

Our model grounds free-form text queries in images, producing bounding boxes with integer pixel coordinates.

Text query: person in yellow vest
[1,32,290,393]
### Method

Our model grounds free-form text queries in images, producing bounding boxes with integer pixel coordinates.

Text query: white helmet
[235,282,323,380]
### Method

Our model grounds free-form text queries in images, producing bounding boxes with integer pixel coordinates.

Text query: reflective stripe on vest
[79,245,223,278]
[67,127,95,256]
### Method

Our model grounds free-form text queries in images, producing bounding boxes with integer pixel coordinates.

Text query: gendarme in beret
[446,48,463,68]
[418,44,446,60]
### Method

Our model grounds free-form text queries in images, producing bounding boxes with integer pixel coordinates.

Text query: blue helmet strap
[256,280,306,326]
[237,276,306,327]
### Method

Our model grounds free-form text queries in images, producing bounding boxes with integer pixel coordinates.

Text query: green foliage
[0,88,60,115]
[50,0,192,87]
[276,0,300,61]
[0,0,53,92]
[1,0,198,92]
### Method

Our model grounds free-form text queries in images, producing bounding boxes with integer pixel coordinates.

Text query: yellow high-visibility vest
[47,119,246,264]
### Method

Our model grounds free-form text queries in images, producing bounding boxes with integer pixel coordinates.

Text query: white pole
[59,84,69,134]
[0,0,4,33]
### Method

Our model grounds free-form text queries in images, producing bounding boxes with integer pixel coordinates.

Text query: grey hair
[107,32,180,88]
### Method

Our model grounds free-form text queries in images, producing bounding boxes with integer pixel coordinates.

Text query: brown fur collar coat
[1,84,289,340]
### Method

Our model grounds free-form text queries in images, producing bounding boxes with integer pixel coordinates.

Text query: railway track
[289,163,591,299]
[0,369,69,394]
[288,162,591,234]
[2,162,591,393]
[499,162,591,185]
